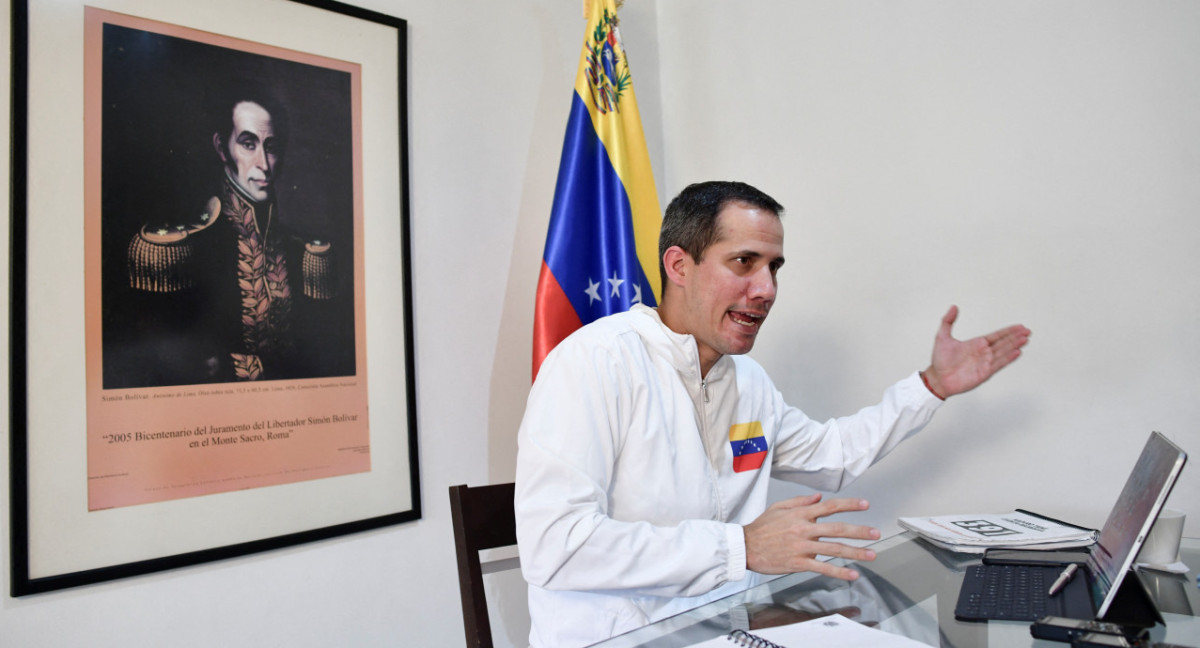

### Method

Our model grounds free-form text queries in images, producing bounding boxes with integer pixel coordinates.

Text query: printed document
[898,510,1095,553]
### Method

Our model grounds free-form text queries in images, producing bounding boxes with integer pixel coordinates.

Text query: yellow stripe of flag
[728,422,764,442]
[573,0,662,302]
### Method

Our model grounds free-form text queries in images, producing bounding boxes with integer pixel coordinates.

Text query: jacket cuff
[725,523,747,583]
[907,370,946,408]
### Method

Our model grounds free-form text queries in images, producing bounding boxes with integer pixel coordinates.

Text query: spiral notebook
[689,614,930,647]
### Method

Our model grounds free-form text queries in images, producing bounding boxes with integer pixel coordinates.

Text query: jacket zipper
[697,373,725,521]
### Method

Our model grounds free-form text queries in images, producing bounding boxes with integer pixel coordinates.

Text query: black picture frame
[10,0,418,596]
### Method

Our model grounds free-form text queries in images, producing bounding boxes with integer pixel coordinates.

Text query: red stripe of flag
[533,261,583,379]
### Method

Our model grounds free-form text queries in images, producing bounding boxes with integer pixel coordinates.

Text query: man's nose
[253,148,271,173]
[748,267,777,301]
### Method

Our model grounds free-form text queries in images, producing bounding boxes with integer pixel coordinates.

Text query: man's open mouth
[728,310,766,329]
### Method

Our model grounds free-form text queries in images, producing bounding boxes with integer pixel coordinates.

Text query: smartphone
[983,548,1091,566]
[1030,616,1135,643]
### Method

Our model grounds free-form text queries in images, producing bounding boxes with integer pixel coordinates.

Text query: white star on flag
[584,278,602,304]
[608,272,625,298]
[632,283,643,304]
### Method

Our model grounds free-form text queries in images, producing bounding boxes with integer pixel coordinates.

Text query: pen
[1047,563,1079,597]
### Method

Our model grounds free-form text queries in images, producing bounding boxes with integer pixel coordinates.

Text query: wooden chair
[449,482,519,648]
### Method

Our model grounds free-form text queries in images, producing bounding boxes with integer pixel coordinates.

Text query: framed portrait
[10,0,417,595]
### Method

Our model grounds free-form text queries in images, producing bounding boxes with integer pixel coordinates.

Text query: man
[515,181,1030,647]
[117,84,347,386]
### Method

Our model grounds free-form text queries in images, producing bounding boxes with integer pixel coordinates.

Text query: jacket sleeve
[768,371,943,492]
[515,336,745,598]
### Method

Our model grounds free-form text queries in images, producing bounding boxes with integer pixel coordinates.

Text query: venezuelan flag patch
[729,422,768,473]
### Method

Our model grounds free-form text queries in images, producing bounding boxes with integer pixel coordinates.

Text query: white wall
[655,0,1200,538]
[1,2,1197,647]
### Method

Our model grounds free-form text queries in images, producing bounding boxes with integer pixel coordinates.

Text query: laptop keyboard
[955,564,1059,621]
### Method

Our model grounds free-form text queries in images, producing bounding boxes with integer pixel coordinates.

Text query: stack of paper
[897,510,1096,554]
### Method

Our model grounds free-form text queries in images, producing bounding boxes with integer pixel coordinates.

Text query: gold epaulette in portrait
[302,239,336,300]
[128,197,221,293]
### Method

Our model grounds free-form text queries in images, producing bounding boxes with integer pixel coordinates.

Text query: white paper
[897,511,1095,551]
[689,614,932,647]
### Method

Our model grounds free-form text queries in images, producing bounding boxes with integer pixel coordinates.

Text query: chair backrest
[449,482,518,648]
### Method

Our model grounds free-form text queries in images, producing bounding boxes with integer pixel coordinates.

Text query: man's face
[675,203,785,371]
[215,101,278,203]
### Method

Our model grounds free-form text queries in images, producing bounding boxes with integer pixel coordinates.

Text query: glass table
[591,533,1199,647]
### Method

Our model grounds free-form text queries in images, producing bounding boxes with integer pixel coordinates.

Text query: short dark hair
[209,80,290,152]
[658,181,784,287]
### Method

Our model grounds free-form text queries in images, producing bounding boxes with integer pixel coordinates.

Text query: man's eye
[239,139,257,151]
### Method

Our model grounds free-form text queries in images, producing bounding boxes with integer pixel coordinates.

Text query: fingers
[986,324,1031,350]
[771,492,823,510]
[986,323,1030,343]
[794,550,873,581]
[792,538,880,574]
[783,495,869,517]
[767,497,874,531]
[943,304,959,325]
[811,520,882,544]
[745,496,881,575]
[985,324,1031,371]
[821,497,871,515]
[938,305,959,337]
[946,307,1031,352]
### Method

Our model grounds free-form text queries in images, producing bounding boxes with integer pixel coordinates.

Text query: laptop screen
[1087,431,1187,618]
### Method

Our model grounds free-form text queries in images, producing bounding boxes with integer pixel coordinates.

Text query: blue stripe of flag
[730,436,768,457]
[544,94,656,325]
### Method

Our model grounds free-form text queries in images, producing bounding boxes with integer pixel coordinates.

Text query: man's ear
[212,133,227,163]
[662,246,692,288]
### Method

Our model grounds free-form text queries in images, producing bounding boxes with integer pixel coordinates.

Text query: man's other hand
[743,493,880,579]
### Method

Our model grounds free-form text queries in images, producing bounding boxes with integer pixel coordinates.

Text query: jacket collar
[629,304,732,386]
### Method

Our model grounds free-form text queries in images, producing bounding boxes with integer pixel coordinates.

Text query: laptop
[954,431,1187,624]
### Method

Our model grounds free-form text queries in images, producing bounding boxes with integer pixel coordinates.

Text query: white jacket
[515,305,942,647]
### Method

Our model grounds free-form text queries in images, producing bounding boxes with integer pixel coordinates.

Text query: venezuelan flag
[729,422,769,473]
[533,0,662,380]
